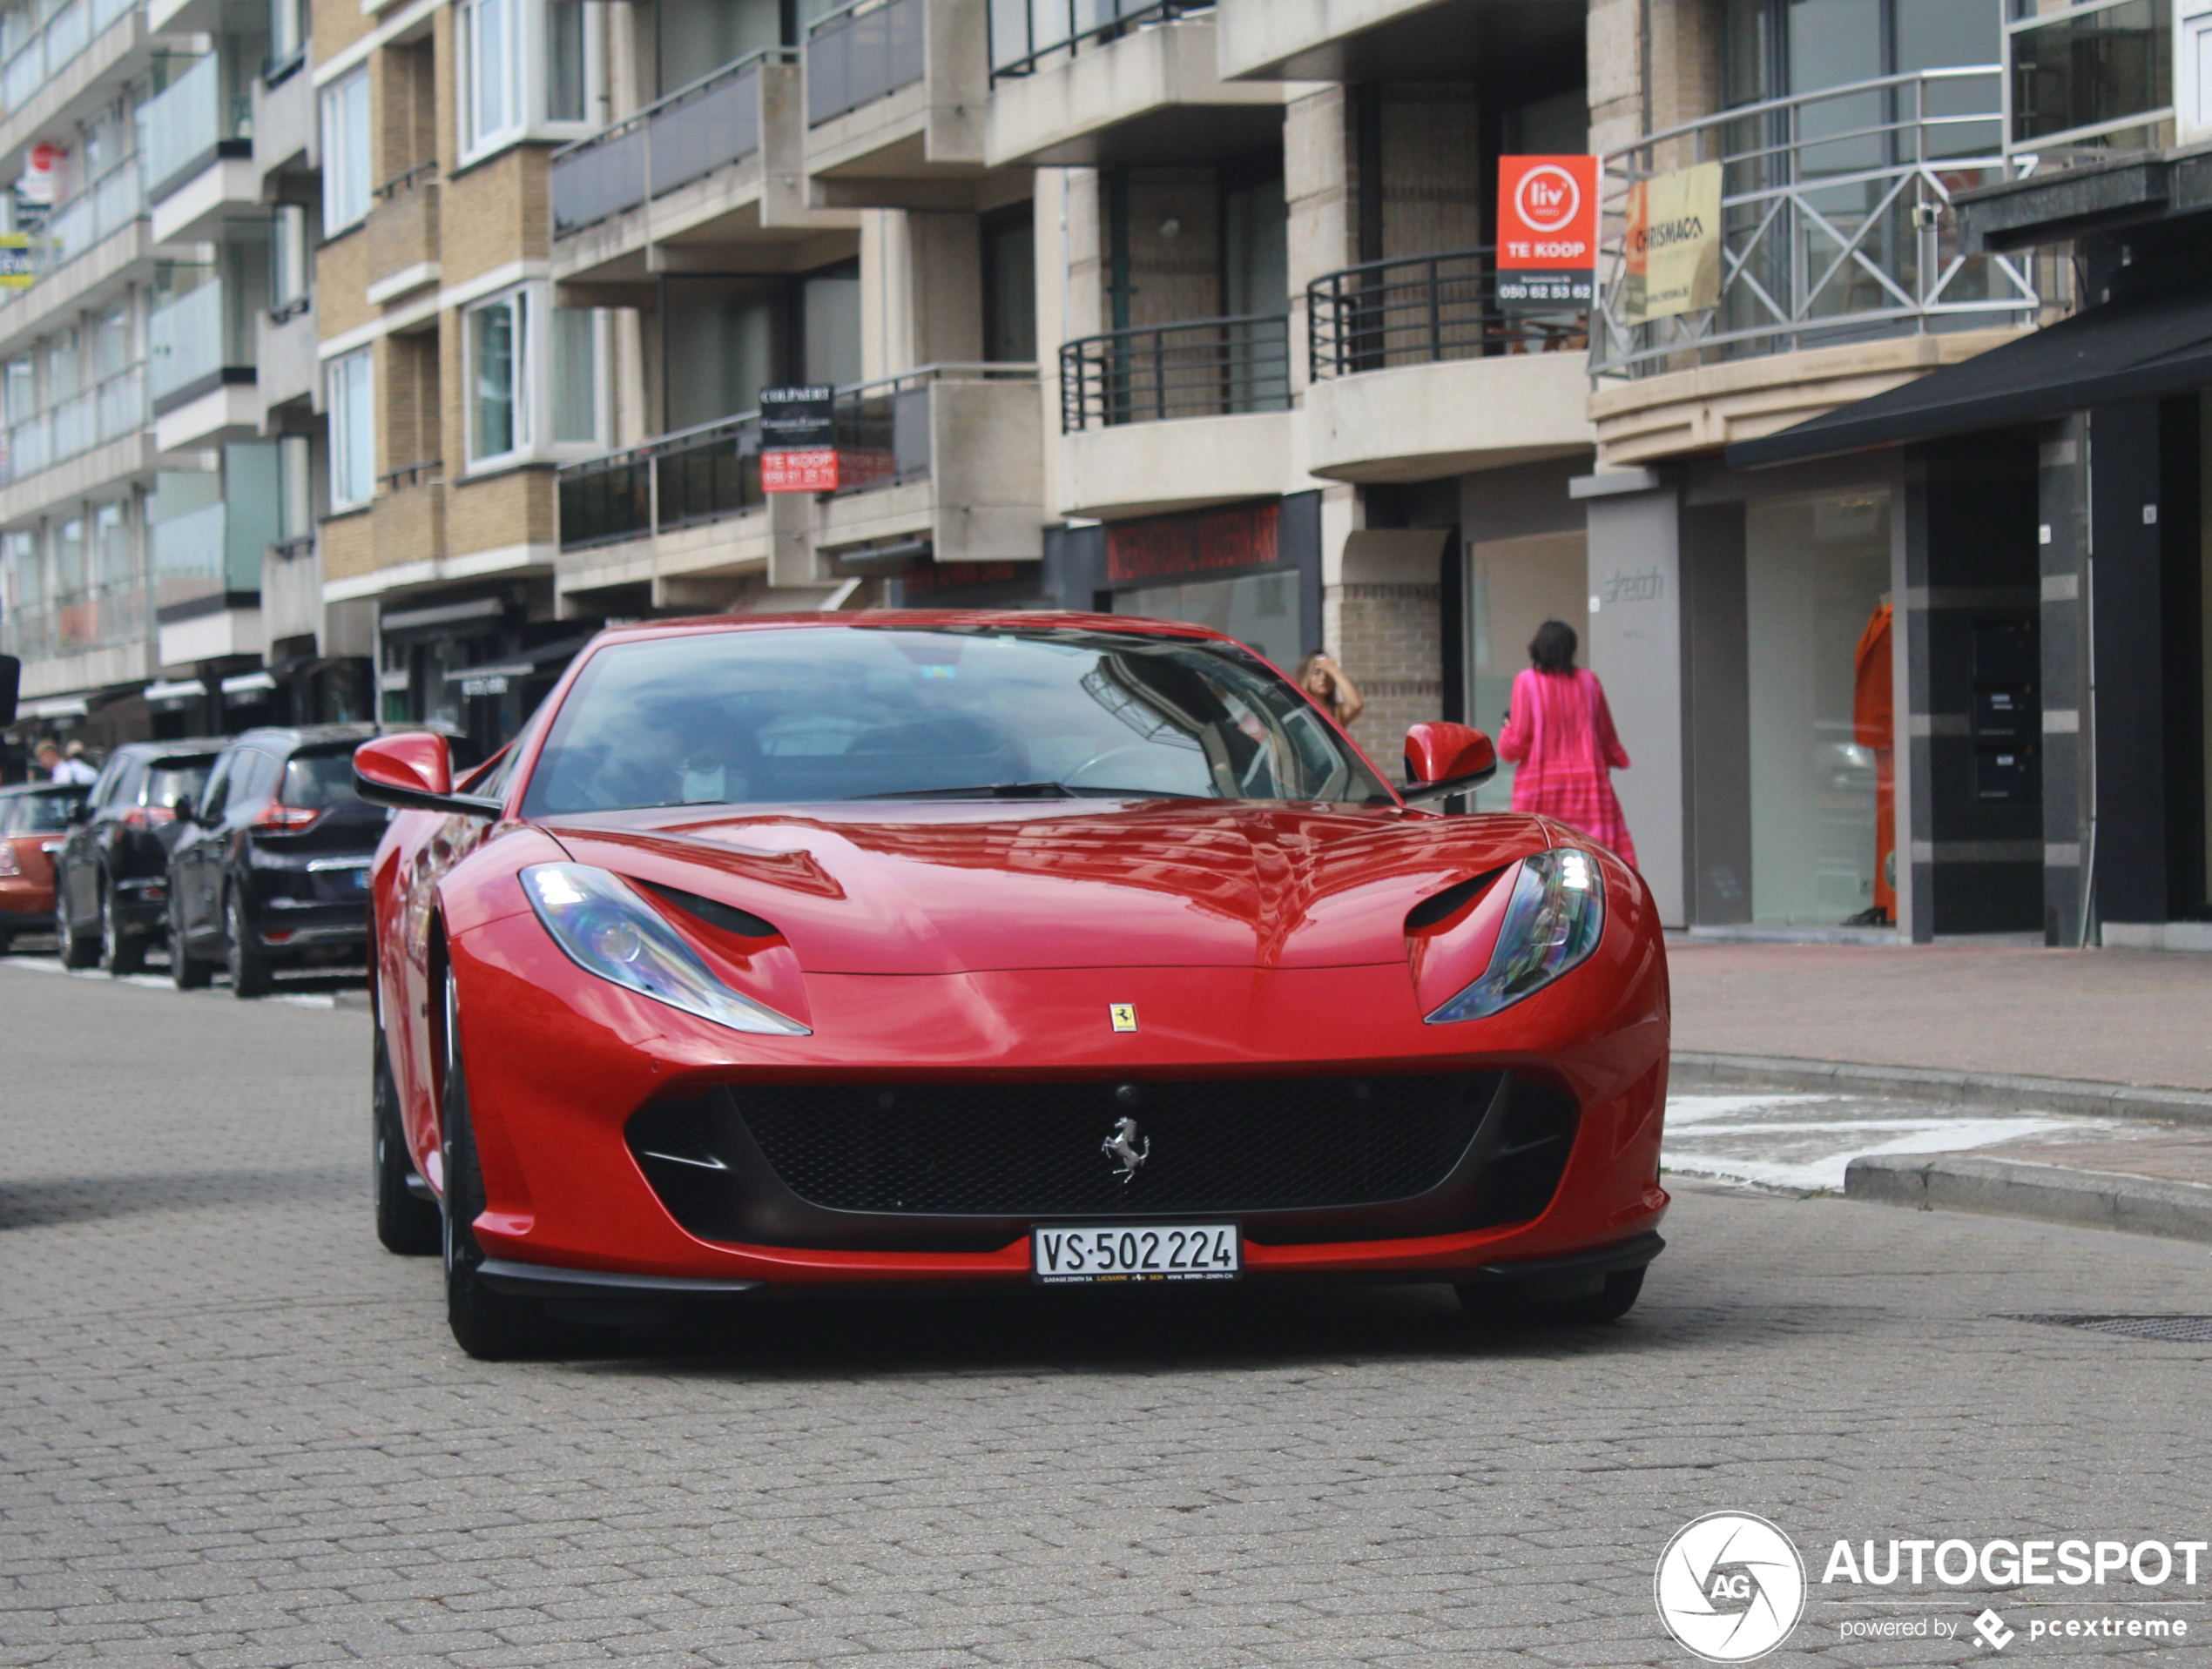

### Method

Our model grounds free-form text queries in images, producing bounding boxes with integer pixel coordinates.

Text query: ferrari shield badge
[1109,1003,1137,1033]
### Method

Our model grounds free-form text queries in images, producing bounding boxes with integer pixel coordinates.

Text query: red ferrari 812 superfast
[356,613,1669,1358]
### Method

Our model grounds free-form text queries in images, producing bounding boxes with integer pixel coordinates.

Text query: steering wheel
[1064,744,1177,791]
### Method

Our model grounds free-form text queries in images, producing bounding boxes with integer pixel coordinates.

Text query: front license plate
[1031,1222,1240,1285]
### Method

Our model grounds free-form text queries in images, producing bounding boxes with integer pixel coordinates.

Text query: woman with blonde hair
[1497,620,1636,866]
[1292,650,1365,728]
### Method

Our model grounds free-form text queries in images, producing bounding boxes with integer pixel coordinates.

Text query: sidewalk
[1663,940,2212,1243]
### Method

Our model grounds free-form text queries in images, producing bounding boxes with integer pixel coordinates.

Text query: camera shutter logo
[1655,1512,1805,1662]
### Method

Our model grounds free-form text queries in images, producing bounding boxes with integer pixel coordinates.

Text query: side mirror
[353,732,504,819]
[1402,722,1497,803]
[171,794,197,824]
[0,654,17,726]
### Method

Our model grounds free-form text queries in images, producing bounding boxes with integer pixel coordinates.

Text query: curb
[1671,1052,2212,1129]
[1844,1152,2212,1245]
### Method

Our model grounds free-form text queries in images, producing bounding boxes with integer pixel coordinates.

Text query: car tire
[1457,1266,1645,1325]
[99,883,145,976]
[440,972,560,1360]
[56,893,98,969]
[0,926,11,956]
[225,888,273,999]
[374,1023,442,1256]
[168,900,212,990]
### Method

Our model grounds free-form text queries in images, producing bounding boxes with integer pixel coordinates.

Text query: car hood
[541,801,1555,975]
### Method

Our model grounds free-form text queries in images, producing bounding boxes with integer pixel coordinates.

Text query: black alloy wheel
[374,1021,442,1255]
[225,887,273,999]
[98,882,145,977]
[440,971,561,1359]
[1457,1265,1645,1325]
[56,886,98,969]
[168,898,211,990]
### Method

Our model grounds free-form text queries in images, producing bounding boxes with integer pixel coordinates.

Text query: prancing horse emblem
[1102,1117,1150,1182]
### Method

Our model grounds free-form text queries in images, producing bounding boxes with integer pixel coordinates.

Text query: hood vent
[1405,867,1506,933]
[640,879,779,940]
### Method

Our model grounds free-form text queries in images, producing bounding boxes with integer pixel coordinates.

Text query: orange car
[0,782,86,952]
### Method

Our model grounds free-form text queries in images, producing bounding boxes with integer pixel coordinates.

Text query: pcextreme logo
[1655,1513,1807,1662]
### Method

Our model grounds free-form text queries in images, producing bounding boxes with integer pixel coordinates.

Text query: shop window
[1744,489,1893,925]
[1116,573,1298,672]
[1464,529,1591,814]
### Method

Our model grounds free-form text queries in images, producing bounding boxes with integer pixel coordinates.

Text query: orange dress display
[1852,602,1895,921]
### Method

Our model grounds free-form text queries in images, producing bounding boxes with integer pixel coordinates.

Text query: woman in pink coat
[1496,620,1637,868]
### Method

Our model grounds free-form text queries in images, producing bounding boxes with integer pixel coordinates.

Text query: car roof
[586,609,1241,651]
[0,781,85,797]
[226,723,382,752]
[111,738,229,762]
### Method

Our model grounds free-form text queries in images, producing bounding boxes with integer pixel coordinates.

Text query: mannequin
[1848,596,1894,926]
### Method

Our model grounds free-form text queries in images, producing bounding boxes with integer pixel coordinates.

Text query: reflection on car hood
[541,801,1554,974]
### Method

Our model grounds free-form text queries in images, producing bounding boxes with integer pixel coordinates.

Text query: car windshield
[281,750,364,808]
[143,764,211,811]
[520,625,1392,816]
[1,791,76,832]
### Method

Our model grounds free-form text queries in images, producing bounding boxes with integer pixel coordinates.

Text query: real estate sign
[1495,155,1599,313]
[1622,161,1723,324]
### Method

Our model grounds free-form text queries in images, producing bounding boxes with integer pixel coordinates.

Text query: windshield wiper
[851,781,1078,801]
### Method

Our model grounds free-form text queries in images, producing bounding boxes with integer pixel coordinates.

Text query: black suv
[52,740,226,973]
[166,724,388,996]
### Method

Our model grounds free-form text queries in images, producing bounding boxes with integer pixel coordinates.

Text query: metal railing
[0,0,130,117]
[559,411,764,550]
[152,498,267,612]
[551,49,781,237]
[1060,313,1290,431]
[1308,246,1586,379]
[0,363,145,485]
[1590,66,2043,380]
[0,159,145,324]
[151,281,240,403]
[807,0,924,128]
[827,362,1036,494]
[140,53,225,199]
[988,0,1197,83]
[0,578,146,660]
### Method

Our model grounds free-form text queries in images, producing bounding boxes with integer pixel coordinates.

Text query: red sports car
[356,613,1669,1358]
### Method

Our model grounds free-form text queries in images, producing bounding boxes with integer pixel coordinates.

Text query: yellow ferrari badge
[1109,1003,1138,1033]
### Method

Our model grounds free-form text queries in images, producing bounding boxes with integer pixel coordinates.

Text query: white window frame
[320,69,371,236]
[327,348,374,510]
[462,281,604,470]
[456,0,602,168]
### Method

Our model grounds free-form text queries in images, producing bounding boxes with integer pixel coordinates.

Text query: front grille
[626,1073,1580,1250]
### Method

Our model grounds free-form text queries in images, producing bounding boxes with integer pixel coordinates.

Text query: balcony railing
[0,364,145,485]
[151,282,245,404]
[368,164,439,288]
[1589,67,2042,380]
[550,49,782,237]
[0,160,144,321]
[558,411,765,550]
[988,0,1195,83]
[0,579,146,661]
[0,0,131,118]
[152,498,271,614]
[807,0,924,128]
[827,362,1036,493]
[1060,313,1290,431]
[141,54,226,199]
[1308,246,1586,379]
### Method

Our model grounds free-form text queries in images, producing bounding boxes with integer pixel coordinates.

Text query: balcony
[2006,0,2173,155]
[805,0,988,205]
[560,411,765,545]
[813,363,1043,565]
[374,462,447,571]
[1301,246,1592,481]
[150,279,258,448]
[0,577,146,665]
[552,49,840,286]
[152,496,271,664]
[255,296,318,416]
[1213,0,1494,83]
[0,0,138,160]
[0,363,145,488]
[251,49,315,177]
[143,53,257,241]
[0,159,145,350]
[1587,67,2048,466]
[367,165,439,303]
[984,3,1285,169]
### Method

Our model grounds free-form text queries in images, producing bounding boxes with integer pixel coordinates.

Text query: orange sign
[1495,155,1598,311]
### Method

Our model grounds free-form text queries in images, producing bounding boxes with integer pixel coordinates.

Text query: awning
[442,633,596,695]
[220,670,278,697]
[1727,284,2212,468]
[143,679,207,707]
[17,696,89,719]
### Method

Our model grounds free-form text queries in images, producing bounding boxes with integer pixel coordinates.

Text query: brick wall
[1332,579,1445,754]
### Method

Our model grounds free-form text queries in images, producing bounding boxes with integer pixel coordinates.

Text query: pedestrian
[37,739,97,786]
[1497,620,1637,867]
[1293,650,1365,728]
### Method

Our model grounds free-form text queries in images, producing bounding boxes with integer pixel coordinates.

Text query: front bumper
[444,903,1672,1292]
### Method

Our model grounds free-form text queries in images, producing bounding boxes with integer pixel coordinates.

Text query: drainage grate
[2000,1314,2212,1343]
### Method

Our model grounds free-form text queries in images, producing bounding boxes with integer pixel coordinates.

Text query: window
[328,348,374,509]
[458,0,598,161]
[268,0,307,71]
[469,288,527,461]
[320,70,370,235]
[271,204,310,314]
[551,306,599,444]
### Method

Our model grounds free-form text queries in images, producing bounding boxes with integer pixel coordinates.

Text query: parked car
[357,616,1669,1359]
[52,740,224,974]
[167,724,388,997]
[0,782,89,952]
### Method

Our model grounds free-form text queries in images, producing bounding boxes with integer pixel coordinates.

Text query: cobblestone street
[4,966,2211,1666]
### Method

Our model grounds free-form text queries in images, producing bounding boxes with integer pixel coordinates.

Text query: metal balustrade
[141,54,222,199]
[1059,313,1290,432]
[550,50,781,238]
[988,0,1196,84]
[0,0,125,115]
[558,411,764,550]
[806,0,924,128]
[1589,66,2044,380]
[0,364,146,486]
[1307,246,1585,380]
[0,579,146,661]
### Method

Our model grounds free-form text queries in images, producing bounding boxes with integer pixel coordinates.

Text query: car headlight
[522,863,809,1036]
[1425,848,1603,1023]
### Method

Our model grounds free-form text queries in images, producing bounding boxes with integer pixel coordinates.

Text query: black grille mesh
[738,1074,1495,1216]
